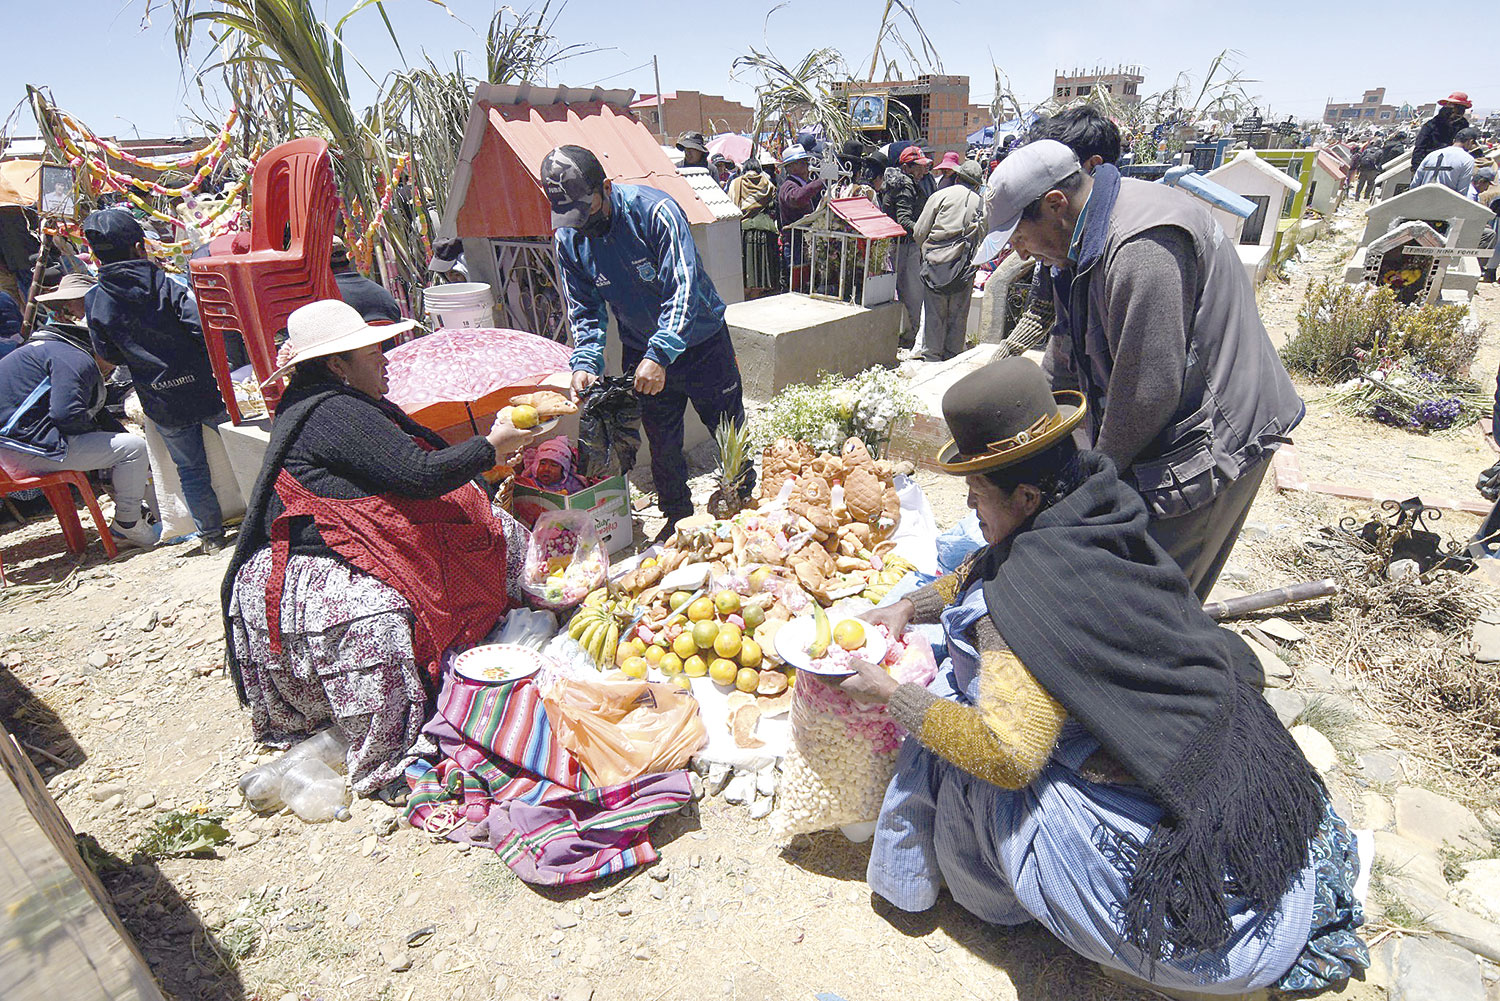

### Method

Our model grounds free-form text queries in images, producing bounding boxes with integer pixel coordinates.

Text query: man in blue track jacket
[544,145,751,538]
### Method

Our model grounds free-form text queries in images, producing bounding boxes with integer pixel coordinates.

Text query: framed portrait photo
[39,163,77,219]
[850,94,888,131]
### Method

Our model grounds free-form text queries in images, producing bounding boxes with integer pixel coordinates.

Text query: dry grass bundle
[1265,529,1500,781]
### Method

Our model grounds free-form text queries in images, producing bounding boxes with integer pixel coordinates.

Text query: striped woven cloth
[405,673,690,885]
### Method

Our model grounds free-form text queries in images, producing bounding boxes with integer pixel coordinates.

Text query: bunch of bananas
[568,602,622,669]
[861,555,918,604]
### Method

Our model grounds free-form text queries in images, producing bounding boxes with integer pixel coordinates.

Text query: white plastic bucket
[423,281,496,329]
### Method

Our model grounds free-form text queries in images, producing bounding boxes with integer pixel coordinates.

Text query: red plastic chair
[189,137,344,423]
[0,469,119,584]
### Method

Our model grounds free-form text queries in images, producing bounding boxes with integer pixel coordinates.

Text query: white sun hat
[263,299,415,386]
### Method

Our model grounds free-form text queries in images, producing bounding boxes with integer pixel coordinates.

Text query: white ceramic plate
[773,615,888,676]
[453,643,550,684]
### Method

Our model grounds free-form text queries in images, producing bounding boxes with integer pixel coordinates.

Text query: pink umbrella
[385,327,572,432]
[707,133,754,164]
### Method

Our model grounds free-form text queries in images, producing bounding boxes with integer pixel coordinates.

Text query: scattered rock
[650,885,666,901]
[1239,521,1272,541]
[1289,725,1339,774]
[1361,791,1394,831]
[1390,934,1485,1001]
[748,798,773,820]
[723,772,754,805]
[1264,689,1306,728]
[554,914,578,930]
[705,762,731,795]
[343,910,361,930]
[102,793,124,811]
[134,793,156,810]
[755,767,777,797]
[134,611,159,633]
[89,783,127,802]
[649,866,670,882]
[548,931,565,945]
[1395,786,1488,853]
[87,651,109,669]
[616,904,632,916]
[1373,830,1451,899]
[233,831,260,849]
[1257,617,1306,643]
[688,772,705,801]
[1473,621,1500,663]
[1360,750,1405,785]
[561,982,593,1001]
[1243,636,1293,688]
[375,813,399,837]
[1387,559,1422,583]
[632,947,651,961]
[380,941,411,972]
[1454,859,1500,923]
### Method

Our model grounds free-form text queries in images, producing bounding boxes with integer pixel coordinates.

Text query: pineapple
[707,417,753,518]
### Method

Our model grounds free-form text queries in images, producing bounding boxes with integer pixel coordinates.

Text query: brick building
[1322,87,1435,126]
[831,75,974,153]
[630,91,754,139]
[1052,66,1143,106]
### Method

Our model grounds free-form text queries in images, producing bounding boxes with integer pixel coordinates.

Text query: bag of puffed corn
[770,630,937,839]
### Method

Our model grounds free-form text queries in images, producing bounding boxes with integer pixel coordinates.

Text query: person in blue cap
[82,209,228,553]
[542,145,752,542]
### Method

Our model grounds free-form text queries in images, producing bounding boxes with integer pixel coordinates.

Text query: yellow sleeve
[888,618,1066,789]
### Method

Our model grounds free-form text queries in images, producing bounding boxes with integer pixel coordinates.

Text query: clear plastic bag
[771,630,938,839]
[521,509,608,611]
[543,674,708,787]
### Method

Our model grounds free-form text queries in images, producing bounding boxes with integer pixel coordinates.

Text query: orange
[620,657,649,679]
[708,658,739,685]
[687,597,715,622]
[691,619,720,651]
[658,652,683,676]
[672,633,698,660]
[738,638,763,669]
[735,667,759,693]
[713,590,741,615]
[643,645,666,666]
[833,619,866,651]
[713,627,742,660]
[683,654,709,678]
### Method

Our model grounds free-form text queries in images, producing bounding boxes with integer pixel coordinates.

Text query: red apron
[264,468,510,684]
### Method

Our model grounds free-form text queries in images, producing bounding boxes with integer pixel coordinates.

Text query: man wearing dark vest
[981,140,1304,600]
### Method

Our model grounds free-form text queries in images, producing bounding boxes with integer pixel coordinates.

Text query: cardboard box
[513,474,634,555]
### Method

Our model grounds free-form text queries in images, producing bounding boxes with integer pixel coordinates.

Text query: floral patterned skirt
[228,548,430,795]
[1277,801,1371,993]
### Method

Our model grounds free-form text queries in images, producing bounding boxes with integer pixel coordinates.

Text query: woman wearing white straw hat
[221,299,539,796]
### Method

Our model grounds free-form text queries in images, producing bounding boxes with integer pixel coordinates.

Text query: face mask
[579,198,610,238]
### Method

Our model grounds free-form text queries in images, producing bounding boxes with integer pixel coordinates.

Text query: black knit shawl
[979,451,1326,961]
[219,381,453,704]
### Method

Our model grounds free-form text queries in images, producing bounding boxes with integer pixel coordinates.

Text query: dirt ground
[0,196,1485,1001]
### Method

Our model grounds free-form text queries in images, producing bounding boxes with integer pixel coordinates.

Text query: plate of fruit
[774,606,887,676]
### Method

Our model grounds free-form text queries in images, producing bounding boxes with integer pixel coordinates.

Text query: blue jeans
[155,413,228,538]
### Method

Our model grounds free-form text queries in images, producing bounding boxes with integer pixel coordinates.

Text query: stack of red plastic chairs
[189,137,342,423]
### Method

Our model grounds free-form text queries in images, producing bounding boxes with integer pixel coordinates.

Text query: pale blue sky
[3,0,1495,138]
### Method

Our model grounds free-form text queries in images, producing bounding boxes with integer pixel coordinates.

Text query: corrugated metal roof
[679,168,742,221]
[443,90,716,241]
[629,93,677,108]
[829,197,905,239]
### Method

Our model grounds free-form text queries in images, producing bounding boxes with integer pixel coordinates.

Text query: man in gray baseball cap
[978,138,1304,601]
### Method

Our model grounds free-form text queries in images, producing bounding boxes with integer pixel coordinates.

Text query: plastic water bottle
[279,758,350,823]
[237,727,351,811]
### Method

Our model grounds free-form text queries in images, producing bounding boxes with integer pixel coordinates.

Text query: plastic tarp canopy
[0,160,42,208]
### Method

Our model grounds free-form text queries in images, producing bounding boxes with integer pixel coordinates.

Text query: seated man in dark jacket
[0,274,156,548]
[0,288,23,358]
[330,237,402,324]
[83,209,228,553]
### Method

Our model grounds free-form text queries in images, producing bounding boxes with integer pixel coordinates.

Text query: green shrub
[1281,278,1482,383]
